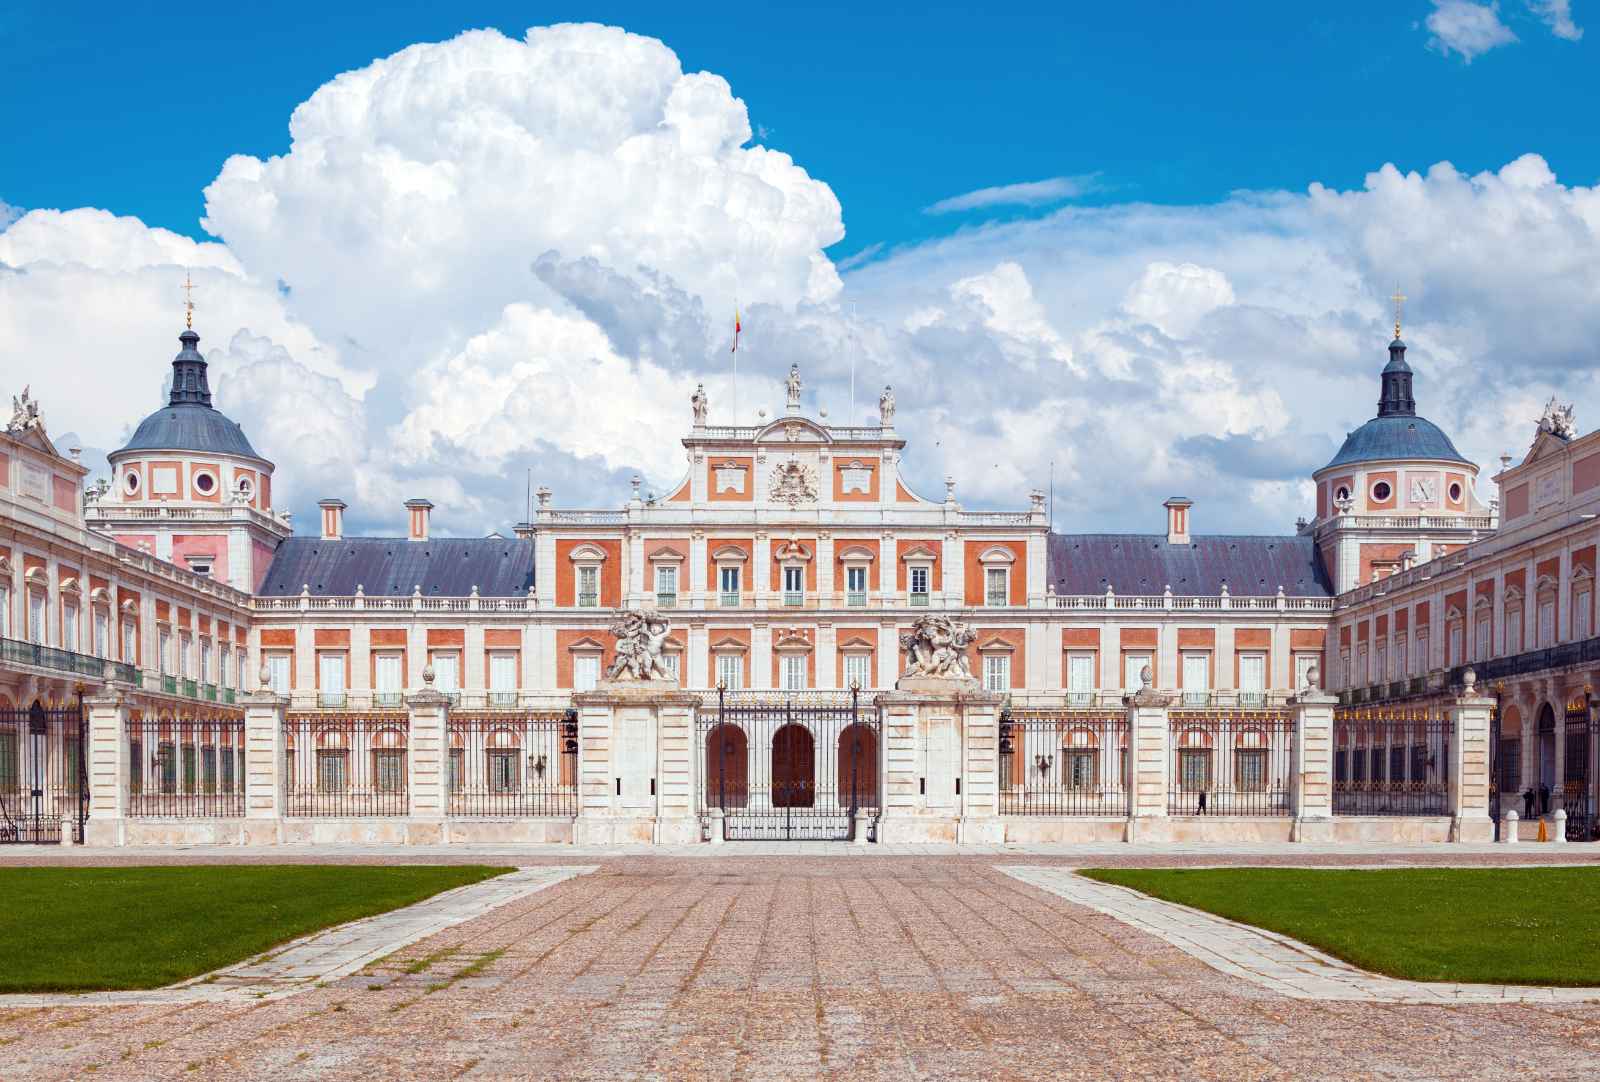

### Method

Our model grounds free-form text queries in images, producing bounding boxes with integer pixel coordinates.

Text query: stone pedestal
[572,680,700,845]
[1290,688,1337,843]
[1124,686,1175,843]
[241,691,288,845]
[406,687,451,845]
[83,687,132,846]
[1450,675,1495,843]
[875,678,1002,844]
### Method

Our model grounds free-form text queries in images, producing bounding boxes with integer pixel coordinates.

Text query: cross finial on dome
[1390,286,1406,340]
[183,270,196,331]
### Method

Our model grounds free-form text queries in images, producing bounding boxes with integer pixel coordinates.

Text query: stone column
[83,685,132,846]
[1289,669,1336,842]
[876,678,999,844]
[573,680,700,845]
[406,674,451,843]
[1450,668,1495,843]
[241,683,288,845]
[1124,671,1175,843]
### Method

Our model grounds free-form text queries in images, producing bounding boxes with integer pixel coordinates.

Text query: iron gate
[698,689,880,840]
[1565,698,1598,842]
[0,699,87,844]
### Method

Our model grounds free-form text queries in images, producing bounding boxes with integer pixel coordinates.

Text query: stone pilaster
[1124,681,1176,842]
[406,683,451,842]
[83,686,131,846]
[959,693,1004,843]
[1450,670,1495,843]
[1289,678,1337,842]
[242,687,288,845]
[572,680,700,844]
[876,677,999,844]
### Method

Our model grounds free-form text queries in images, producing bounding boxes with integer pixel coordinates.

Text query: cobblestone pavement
[4,854,1600,1081]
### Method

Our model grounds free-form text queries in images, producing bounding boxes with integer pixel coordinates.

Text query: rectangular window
[122,620,136,664]
[1577,592,1592,641]
[1498,738,1521,793]
[780,653,807,691]
[431,652,459,692]
[1067,653,1095,697]
[1538,600,1556,648]
[0,585,9,638]
[843,652,871,690]
[448,748,463,792]
[1415,633,1428,674]
[1238,654,1265,704]
[909,565,930,605]
[178,634,191,678]
[1294,653,1318,690]
[719,566,741,606]
[1182,653,1209,703]
[158,628,172,674]
[201,639,213,683]
[316,750,348,791]
[62,602,78,650]
[655,564,678,608]
[1475,618,1491,660]
[127,738,142,795]
[577,566,599,607]
[1124,652,1151,691]
[983,653,1010,692]
[219,649,231,690]
[374,654,402,704]
[572,654,600,692]
[266,653,291,694]
[1375,644,1387,681]
[1447,625,1462,666]
[220,746,234,792]
[489,652,517,701]
[715,653,743,691]
[663,652,681,682]
[1178,749,1211,792]
[319,652,346,706]
[28,591,45,644]
[846,565,868,606]
[1235,749,1267,791]
[782,565,804,606]
[985,567,1008,607]
[1506,611,1523,654]
[1395,638,1408,679]
[93,610,109,657]
[374,750,405,793]
[1066,750,1097,790]
[487,750,519,793]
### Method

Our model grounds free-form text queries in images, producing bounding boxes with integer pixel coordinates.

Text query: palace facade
[0,322,1589,845]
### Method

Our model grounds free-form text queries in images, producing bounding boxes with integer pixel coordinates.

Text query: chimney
[1164,497,1193,546]
[318,498,346,540]
[405,498,433,541]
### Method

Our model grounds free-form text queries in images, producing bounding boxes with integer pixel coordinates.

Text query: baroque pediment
[754,417,830,444]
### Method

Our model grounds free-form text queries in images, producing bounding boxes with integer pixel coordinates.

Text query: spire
[1377,331,1415,418]
[168,327,214,407]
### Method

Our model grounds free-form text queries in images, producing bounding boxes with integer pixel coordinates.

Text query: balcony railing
[783,591,804,607]
[318,691,348,708]
[1181,690,1212,708]
[1066,690,1095,707]
[0,636,137,683]
[846,591,867,607]
[986,592,1008,607]
[656,592,677,609]
[720,591,741,607]
[161,675,177,694]
[201,683,217,702]
[373,692,404,709]
[181,678,198,698]
[221,688,236,705]
[909,592,930,607]
[488,691,519,708]
[577,592,599,608]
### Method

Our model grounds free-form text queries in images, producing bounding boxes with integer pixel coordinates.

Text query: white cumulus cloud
[924,175,1100,215]
[1528,0,1584,39]
[1426,1,1519,60]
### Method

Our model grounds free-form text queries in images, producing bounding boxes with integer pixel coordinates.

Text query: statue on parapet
[7,386,42,435]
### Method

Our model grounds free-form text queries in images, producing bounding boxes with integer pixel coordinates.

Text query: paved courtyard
[4,848,1600,1080]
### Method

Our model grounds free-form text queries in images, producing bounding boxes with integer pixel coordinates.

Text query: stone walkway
[0,866,592,1009]
[4,857,1600,1080]
[1004,865,1600,1004]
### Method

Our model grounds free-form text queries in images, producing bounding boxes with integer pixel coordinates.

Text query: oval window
[1448,481,1463,503]
[1371,481,1392,502]
[124,471,140,495]
[238,477,253,496]
[1335,486,1351,502]
[194,472,215,494]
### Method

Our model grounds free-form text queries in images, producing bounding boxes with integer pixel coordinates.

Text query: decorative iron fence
[1332,709,1453,816]
[998,710,1129,816]
[1564,698,1596,841]
[0,700,87,844]
[447,711,578,817]
[126,715,247,818]
[1167,711,1295,816]
[283,713,409,817]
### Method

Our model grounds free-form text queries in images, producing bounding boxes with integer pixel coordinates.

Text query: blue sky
[3,4,1598,536]
[4,1,1595,263]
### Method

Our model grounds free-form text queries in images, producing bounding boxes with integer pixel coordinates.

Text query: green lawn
[0,864,511,992]
[1080,867,1600,986]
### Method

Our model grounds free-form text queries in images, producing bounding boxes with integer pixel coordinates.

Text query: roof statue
[785,364,802,413]
[606,608,673,681]
[1538,397,1577,441]
[6,386,43,435]
[899,613,976,681]
[879,385,895,426]
[691,383,708,426]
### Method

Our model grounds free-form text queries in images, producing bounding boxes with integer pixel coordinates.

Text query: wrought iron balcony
[318,691,347,708]
[985,591,1008,607]
[1181,691,1212,708]
[1066,690,1095,707]
[0,636,137,683]
[655,592,677,609]
[201,683,217,702]
[846,591,867,607]
[1238,690,1266,708]
[783,591,804,607]
[372,692,404,709]
[577,592,599,608]
[221,688,236,705]
[488,691,518,708]
[720,591,741,607]
[181,679,197,698]
[162,674,177,695]
[909,592,930,607]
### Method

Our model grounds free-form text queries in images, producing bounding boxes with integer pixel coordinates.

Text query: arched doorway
[705,723,749,808]
[836,723,878,812]
[1538,703,1557,815]
[771,723,815,808]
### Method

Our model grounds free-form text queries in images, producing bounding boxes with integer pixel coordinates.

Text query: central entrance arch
[771,724,815,807]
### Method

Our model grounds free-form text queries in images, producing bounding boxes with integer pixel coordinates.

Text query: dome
[1323,414,1470,470]
[113,328,265,461]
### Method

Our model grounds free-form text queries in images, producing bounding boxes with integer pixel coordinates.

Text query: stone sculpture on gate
[7,386,43,435]
[606,608,674,681]
[899,613,976,681]
[1538,397,1577,441]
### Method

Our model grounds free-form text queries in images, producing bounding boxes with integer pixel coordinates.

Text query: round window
[1335,486,1351,502]
[1448,481,1463,502]
[1371,481,1392,502]
[194,472,215,494]
[123,471,140,495]
[238,477,253,496]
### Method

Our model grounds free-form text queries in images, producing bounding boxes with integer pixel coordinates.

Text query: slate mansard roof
[259,538,535,597]
[121,404,263,460]
[1323,415,1470,471]
[1047,533,1333,598]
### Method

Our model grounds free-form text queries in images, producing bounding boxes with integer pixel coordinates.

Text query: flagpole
[850,301,857,423]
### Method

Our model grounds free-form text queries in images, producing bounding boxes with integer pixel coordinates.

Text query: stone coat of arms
[770,460,817,506]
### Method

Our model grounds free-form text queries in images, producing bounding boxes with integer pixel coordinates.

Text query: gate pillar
[1124,670,1175,843]
[1450,669,1495,843]
[876,679,1001,844]
[241,680,288,845]
[83,686,132,846]
[573,680,699,845]
[1290,667,1336,843]
[406,676,451,844]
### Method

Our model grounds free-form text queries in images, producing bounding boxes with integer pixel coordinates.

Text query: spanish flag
[731,307,741,353]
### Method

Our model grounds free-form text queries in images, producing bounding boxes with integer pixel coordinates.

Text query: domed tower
[86,323,290,591]
[1310,326,1492,593]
